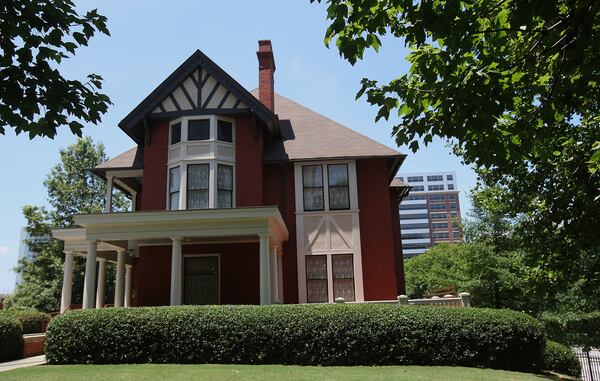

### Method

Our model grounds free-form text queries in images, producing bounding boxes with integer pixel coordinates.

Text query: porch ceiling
[55,206,288,247]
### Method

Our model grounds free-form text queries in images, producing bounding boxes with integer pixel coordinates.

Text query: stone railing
[335,292,471,308]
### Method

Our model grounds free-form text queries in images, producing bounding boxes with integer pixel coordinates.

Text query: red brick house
[53,41,409,311]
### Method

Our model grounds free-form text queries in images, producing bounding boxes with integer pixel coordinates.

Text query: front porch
[52,206,289,311]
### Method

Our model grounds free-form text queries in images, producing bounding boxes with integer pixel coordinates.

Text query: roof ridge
[271,91,402,156]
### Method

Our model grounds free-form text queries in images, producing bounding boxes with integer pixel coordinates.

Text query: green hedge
[0,308,50,334]
[543,341,581,377]
[46,305,545,371]
[541,311,600,348]
[0,317,23,362]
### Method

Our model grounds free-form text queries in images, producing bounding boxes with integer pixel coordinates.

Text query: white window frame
[294,160,364,304]
[166,115,236,210]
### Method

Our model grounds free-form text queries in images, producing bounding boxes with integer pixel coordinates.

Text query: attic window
[217,120,233,142]
[170,123,181,145]
[188,119,210,141]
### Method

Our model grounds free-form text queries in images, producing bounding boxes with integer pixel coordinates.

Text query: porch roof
[52,206,288,254]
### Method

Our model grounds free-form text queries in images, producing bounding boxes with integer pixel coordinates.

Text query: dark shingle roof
[94,147,142,170]
[262,92,403,162]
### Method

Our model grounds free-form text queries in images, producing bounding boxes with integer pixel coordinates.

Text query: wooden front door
[183,255,219,305]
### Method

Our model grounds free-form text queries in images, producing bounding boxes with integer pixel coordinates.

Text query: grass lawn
[0,364,562,381]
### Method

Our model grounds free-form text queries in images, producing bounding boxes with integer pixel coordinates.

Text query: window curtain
[217,164,233,208]
[306,255,328,303]
[187,164,209,209]
[169,166,180,210]
[328,164,349,210]
[303,165,324,211]
[332,254,355,301]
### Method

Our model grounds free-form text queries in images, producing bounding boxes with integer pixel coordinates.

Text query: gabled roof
[94,147,141,170]
[262,92,404,163]
[119,50,279,144]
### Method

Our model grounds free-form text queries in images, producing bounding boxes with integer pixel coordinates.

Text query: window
[169,167,180,210]
[448,194,456,200]
[187,164,209,209]
[402,233,431,239]
[429,194,446,201]
[217,119,233,142]
[327,164,350,210]
[188,119,210,141]
[303,166,324,211]
[427,175,443,182]
[332,255,355,301]
[398,177,404,182]
[451,212,458,218]
[217,164,233,208]
[430,203,446,210]
[432,231,450,240]
[170,122,181,145]
[453,231,461,239]
[447,184,455,190]
[449,202,457,209]
[447,174,453,180]
[432,222,449,229]
[405,194,426,200]
[431,212,447,220]
[407,176,423,182]
[428,184,445,191]
[306,256,328,303]
[411,185,424,192]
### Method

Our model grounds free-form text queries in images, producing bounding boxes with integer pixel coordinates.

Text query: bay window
[306,255,328,303]
[187,164,209,209]
[166,116,235,210]
[217,164,233,208]
[305,254,355,303]
[302,163,351,212]
[168,166,180,210]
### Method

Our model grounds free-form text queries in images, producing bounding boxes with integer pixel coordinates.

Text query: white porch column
[104,176,113,213]
[259,234,271,305]
[270,245,278,303]
[170,237,182,306]
[95,258,107,309]
[82,240,98,309]
[114,250,127,307]
[60,251,75,313]
[277,252,284,302]
[131,192,137,212]
[124,264,133,307]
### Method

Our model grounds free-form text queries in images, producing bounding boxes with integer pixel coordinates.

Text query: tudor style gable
[151,68,249,115]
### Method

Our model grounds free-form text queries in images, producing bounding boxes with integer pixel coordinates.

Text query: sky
[0,0,477,293]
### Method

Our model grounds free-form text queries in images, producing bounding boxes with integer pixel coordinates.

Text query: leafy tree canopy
[0,0,111,138]
[9,138,128,311]
[315,0,600,278]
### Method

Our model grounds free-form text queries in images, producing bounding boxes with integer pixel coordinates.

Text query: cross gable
[119,50,278,144]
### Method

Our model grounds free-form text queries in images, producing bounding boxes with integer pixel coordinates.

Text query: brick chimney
[256,40,276,112]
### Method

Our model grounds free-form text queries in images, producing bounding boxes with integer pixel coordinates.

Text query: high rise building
[15,228,50,287]
[397,172,463,258]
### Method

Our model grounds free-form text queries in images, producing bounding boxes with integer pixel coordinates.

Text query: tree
[315,0,600,292]
[9,138,129,311]
[0,0,111,138]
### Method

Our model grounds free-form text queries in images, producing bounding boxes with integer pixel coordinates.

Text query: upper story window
[167,116,235,210]
[447,174,453,181]
[447,184,455,190]
[427,175,443,182]
[303,165,324,211]
[328,164,350,210]
[428,184,444,191]
[297,161,356,213]
[411,185,424,192]
[170,122,181,145]
[407,176,423,183]
[188,119,210,141]
[217,120,233,143]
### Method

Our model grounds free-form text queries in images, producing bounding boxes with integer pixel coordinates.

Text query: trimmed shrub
[0,308,50,334]
[541,311,600,348]
[543,341,581,377]
[0,317,23,362]
[46,305,545,371]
